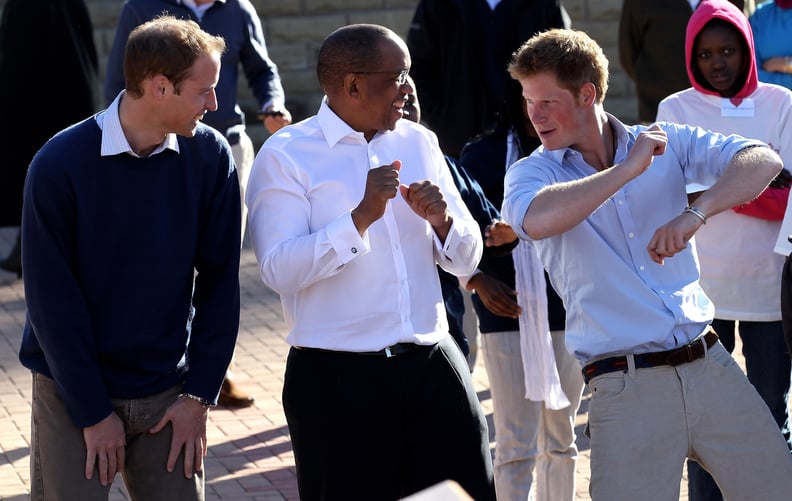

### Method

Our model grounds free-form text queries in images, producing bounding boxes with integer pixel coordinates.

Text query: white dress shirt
[246,99,482,351]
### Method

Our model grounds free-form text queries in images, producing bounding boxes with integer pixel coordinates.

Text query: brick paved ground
[3,226,765,500]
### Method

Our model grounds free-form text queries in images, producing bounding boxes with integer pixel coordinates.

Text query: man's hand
[467,273,522,318]
[261,107,292,134]
[620,124,667,177]
[352,161,402,235]
[149,396,209,479]
[647,211,704,265]
[399,180,452,241]
[485,219,518,247]
[83,412,126,486]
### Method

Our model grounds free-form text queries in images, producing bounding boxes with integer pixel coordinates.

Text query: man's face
[163,51,221,137]
[355,38,411,139]
[518,72,586,151]
[402,76,420,124]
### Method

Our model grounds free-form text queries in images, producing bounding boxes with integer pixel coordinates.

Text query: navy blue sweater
[19,118,241,428]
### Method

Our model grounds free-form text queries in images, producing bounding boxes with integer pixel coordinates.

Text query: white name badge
[721,97,755,117]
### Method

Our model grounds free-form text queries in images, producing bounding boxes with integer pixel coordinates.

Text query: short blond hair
[124,15,226,98]
[509,29,608,104]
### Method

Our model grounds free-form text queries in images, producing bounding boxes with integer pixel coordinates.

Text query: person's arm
[618,0,641,82]
[444,155,516,256]
[22,142,123,482]
[103,3,146,105]
[247,145,371,296]
[750,10,792,89]
[518,125,668,240]
[149,142,241,478]
[406,0,443,122]
[237,2,291,132]
[647,145,783,264]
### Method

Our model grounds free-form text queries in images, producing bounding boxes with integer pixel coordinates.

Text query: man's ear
[579,82,597,107]
[146,74,170,98]
[343,73,363,100]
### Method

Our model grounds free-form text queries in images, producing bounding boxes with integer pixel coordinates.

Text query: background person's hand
[485,219,517,247]
[260,106,292,134]
[467,273,522,318]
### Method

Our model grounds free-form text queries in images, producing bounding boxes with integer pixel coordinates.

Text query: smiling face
[693,21,747,97]
[163,51,221,137]
[354,37,411,140]
[518,71,588,151]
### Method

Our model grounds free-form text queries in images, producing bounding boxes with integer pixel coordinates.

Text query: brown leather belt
[582,330,718,383]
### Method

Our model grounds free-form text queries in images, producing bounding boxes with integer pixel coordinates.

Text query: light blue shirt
[502,115,764,363]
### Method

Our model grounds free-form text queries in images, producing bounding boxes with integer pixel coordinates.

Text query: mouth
[708,72,732,85]
[392,102,405,117]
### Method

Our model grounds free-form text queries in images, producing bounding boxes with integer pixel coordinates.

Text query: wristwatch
[178,392,213,408]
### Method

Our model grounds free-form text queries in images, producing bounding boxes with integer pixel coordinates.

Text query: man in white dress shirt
[245,23,495,501]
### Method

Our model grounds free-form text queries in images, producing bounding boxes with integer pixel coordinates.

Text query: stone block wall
[0,0,639,146]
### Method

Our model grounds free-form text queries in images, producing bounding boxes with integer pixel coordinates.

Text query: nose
[206,89,218,112]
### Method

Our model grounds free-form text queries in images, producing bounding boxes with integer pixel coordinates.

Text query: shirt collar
[317,97,369,147]
[544,112,632,166]
[96,91,179,158]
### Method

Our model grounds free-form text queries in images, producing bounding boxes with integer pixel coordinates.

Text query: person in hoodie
[656,2,792,498]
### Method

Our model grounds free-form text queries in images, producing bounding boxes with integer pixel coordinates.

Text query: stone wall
[0,0,638,145]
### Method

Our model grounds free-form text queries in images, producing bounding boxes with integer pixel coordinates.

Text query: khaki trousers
[587,341,792,500]
[30,373,203,501]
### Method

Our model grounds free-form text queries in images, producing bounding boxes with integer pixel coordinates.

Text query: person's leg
[739,320,791,445]
[221,130,256,407]
[283,347,406,500]
[686,319,735,501]
[686,342,792,499]
[481,330,540,501]
[230,129,254,244]
[29,372,111,501]
[587,361,688,501]
[122,384,203,501]
[439,269,470,357]
[782,252,792,356]
[403,335,496,501]
[535,330,584,501]
[462,288,480,370]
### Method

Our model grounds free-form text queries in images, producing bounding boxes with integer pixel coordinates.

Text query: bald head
[317,24,407,94]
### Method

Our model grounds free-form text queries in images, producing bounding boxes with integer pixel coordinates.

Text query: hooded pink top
[685,0,758,106]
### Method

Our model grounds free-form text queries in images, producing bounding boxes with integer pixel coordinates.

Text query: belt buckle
[385,345,394,358]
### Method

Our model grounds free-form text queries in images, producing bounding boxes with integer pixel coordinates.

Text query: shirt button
[351,247,357,254]
[639,265,645,271]
[628,232,634,238]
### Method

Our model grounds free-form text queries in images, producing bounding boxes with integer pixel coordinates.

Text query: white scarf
[507,130,570,410]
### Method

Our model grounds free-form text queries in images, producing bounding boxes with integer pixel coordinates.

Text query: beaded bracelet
[683,206,707,224]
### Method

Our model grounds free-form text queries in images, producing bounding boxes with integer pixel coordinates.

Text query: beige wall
[0,0,637,145]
